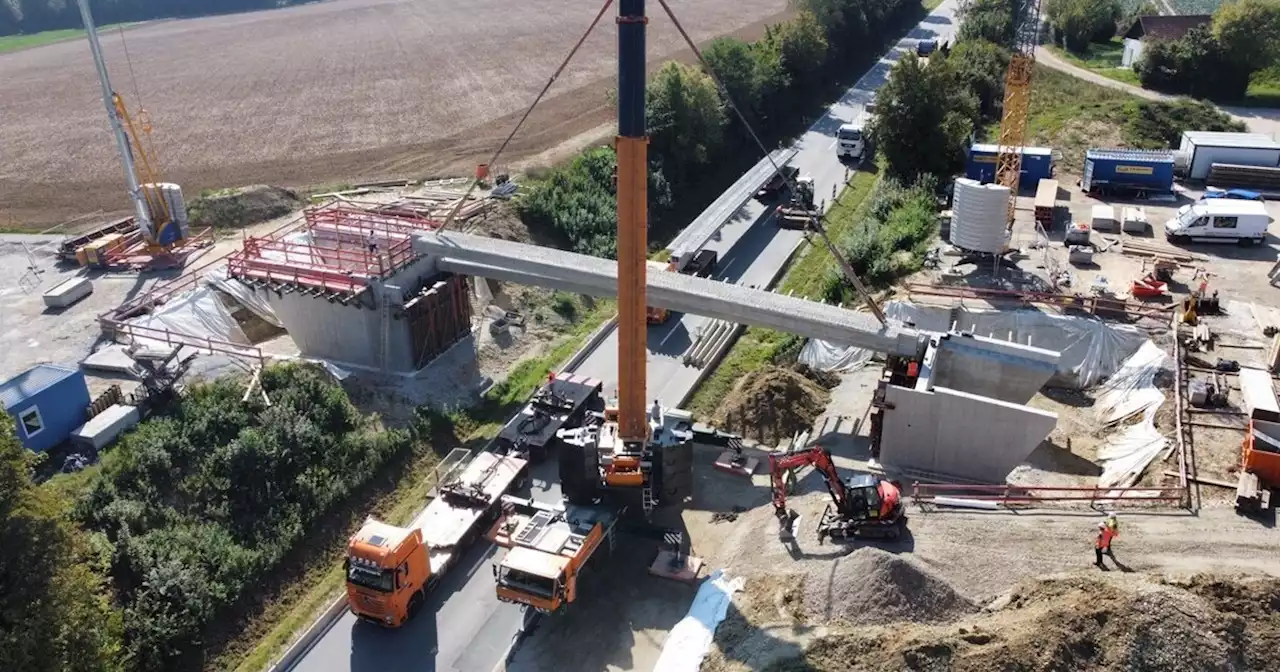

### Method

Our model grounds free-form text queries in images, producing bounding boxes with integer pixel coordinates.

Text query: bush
[77,363,410,671]
[827,178,939,297]
[1121,99,1246,148]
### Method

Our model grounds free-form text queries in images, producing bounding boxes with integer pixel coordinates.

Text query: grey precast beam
[666,147,799,265]
[424,232,919,355]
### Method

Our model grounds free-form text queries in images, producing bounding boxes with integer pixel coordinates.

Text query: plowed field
[0,0,788,227]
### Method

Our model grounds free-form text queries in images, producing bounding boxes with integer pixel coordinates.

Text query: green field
[1046,39,1141,87]
[0,23,136,55]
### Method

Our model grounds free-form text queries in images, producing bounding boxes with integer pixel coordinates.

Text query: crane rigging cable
[437,0,616,233]
[651,0,887,326]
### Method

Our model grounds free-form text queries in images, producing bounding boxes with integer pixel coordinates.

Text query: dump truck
[344,449,529,627]
[487,495,619,614]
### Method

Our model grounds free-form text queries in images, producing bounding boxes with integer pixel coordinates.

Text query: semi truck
[344,449,529,627]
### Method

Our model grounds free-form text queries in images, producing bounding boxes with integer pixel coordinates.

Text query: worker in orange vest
[1094,520,1117,567]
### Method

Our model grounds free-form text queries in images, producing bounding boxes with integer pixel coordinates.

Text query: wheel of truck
[1239,236,1257,247]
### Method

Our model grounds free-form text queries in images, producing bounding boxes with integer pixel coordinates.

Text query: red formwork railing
[225,205,441,294]
[109,321,266,364]
[911,483,1188,507]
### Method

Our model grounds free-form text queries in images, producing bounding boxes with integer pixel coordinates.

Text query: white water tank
[949,178,1010,254]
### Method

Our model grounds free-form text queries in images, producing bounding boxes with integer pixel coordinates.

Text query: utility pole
[75,0,153,237]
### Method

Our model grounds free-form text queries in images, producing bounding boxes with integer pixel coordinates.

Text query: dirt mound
[188,184,302,229]
[713,365,831,446]
[806,547,977,626]
[774,573,1280,672]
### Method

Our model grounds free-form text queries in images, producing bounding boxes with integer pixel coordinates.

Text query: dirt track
[0,0,789,228]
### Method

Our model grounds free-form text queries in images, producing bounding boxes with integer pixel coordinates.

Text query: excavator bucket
[777,508,800,542]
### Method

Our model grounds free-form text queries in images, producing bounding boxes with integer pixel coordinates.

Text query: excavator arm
[768,446,849,522]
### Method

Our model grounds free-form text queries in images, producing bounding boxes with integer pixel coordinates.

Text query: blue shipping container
[1082,149,1175,195]
[1,364,90,452]
[965,144,1055,185]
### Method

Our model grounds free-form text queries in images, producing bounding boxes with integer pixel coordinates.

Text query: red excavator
[769,445,907,543]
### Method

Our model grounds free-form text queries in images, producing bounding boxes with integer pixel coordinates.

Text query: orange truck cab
[344,449,528,627]
[489,496,618,614]
[345,520,432,627]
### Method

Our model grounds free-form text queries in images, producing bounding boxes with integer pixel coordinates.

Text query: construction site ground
[500,188,1280,671]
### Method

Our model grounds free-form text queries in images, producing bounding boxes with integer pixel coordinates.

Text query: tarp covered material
[1094,341,1169,425]
[799,337,874,372]
[204,264,283,327]
[654,570,744,672]
[802,301,1147,388]
[125,285,250,349]
[1094,341,1171,488]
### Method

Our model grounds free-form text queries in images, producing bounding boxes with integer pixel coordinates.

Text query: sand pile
[805,547,977,626]
[713,365,831,445]
[773,573,1280,672]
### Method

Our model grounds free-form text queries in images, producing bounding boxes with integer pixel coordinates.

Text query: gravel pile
[805,547,977,625]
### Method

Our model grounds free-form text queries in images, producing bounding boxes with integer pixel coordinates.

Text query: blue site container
[1,364,90,453]
[1081,149,1175,196]
[965,144,1055,185]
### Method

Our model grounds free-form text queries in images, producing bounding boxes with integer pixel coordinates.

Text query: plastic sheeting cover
[802,300,1147,388]
[204,264,284,328]
[1094,341,1169,425]
[654,570,744,672]
[126,285,250,349]
[1093,342,1170,488]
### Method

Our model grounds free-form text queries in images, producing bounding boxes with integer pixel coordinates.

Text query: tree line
[517,0,924,259]
[0,0,308,36]
[1,363,414,671]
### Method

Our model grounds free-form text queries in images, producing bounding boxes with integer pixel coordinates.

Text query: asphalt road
[289,4,958,672]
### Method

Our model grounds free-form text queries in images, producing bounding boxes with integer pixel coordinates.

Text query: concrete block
[42,277,93,308]
[71,403,140,451]
[928,334,1060,404]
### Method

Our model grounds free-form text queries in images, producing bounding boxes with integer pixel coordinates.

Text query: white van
[1164,199,1273,245]
[836,122,866,161]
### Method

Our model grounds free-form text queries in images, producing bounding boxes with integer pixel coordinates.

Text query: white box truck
[1164,198,1273,245]
[1178,131,1280,181]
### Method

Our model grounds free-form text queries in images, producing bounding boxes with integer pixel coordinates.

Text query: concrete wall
[266,254,444,372]
[879,384,1058,483]
[929,334,1059,404]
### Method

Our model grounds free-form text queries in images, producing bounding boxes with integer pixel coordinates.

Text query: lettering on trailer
[1115,165,1154,175]
[972,154,998,163]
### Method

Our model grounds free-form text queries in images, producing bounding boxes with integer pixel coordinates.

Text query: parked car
[916,40,937,57]
[1202,188,1264,201]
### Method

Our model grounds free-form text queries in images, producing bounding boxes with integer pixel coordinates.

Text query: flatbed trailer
[495,373,604,462]
[55,217,136,262]
[345,449,528,626]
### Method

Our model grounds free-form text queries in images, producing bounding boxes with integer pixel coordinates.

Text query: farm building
[1121,15,1211,67]
[1,364,90,452]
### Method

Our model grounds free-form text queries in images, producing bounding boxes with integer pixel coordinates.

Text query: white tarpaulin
[204,264,283,328]
[125,285,249,349]
[799,337,874,372]
[654,570,744,672]
[1094,341,1169,425]
[1093,341,1171,488]
[799,301,1147,387]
